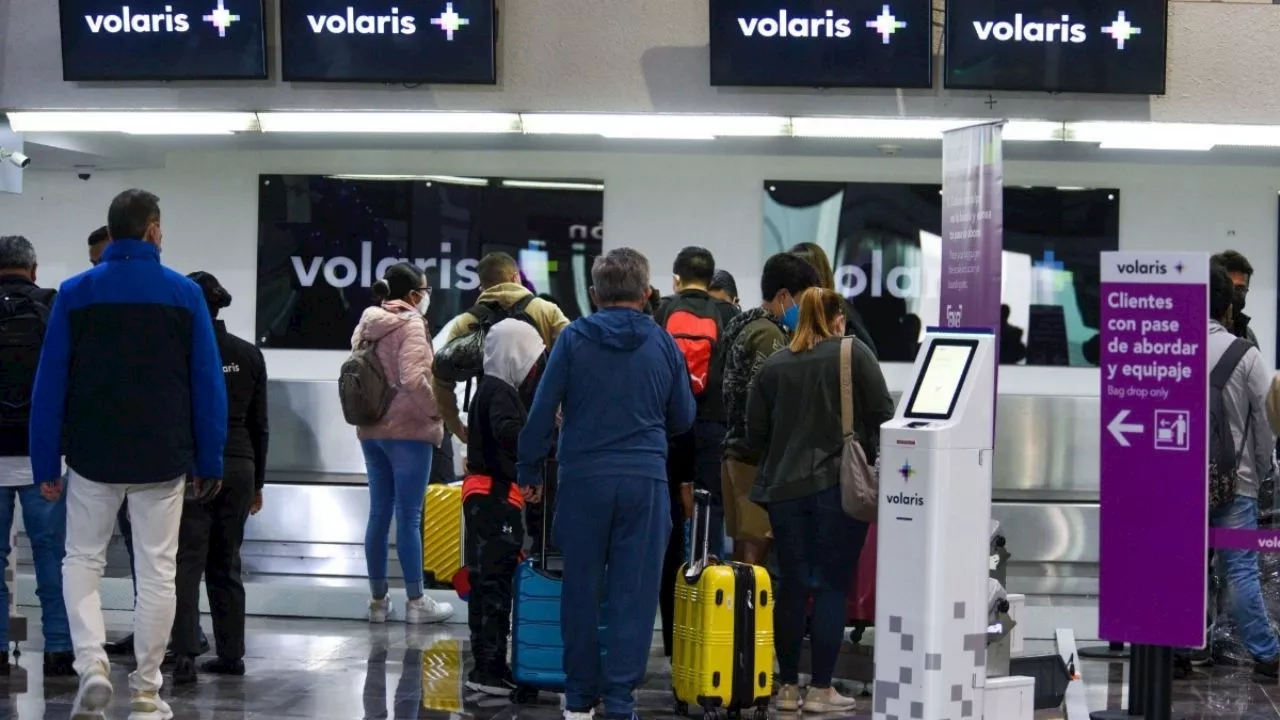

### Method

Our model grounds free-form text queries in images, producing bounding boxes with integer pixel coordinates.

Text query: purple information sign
[1099,251,1209,648]
[940,122,1003,330]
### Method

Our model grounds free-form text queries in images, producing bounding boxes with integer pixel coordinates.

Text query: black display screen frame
[58,0,269,81]
[904,337,980,420]
[279,0,498,84]
[708,0,934,89]
[942,0,1169,95]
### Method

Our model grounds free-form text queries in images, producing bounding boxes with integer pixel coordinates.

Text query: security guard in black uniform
[171,272,269,683]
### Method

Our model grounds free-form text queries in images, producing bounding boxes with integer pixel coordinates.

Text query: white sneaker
[369,596,394,623]
[129,689,174,720]
[71,661,113,720]
[801,686,857,713]
[563,711,595,720]
[405,595,453,624]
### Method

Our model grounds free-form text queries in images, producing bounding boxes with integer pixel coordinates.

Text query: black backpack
[0,286,55,431]
[1209,338,1253,509]
[434,296,540,384]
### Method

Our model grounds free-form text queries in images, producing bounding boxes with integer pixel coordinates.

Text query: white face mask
[416,292,431,316]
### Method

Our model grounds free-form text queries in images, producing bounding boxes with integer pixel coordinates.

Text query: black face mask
[1233,287,1248,314]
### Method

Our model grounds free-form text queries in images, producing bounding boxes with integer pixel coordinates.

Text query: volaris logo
[972,14,1086,44]
[736,5,906,42]
[970,10,1143,49]
[304,3,471,39]
[1115,261,1167,276]
[306,6,417,35]
[290,241,481,291]
[83,2,243,34]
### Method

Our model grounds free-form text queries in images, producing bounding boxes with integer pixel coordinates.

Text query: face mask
[1233,287,1248,314]
[781,302,800,332]
[416,292,431,316]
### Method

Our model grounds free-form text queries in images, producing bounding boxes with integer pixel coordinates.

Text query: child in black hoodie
[463,318,547,695]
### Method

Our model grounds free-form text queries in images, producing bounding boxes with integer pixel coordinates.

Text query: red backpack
[661,295,724,398]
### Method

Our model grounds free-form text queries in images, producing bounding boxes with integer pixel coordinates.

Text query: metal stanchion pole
[1144,646,1178,720]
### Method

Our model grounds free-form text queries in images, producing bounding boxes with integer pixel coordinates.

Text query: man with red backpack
[654,248,739,558]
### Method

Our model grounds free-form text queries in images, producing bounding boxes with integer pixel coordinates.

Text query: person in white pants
[28,189,228,720]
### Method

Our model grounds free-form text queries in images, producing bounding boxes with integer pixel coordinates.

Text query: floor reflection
[1,613,1279,719]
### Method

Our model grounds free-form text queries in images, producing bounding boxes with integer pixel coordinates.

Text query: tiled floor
[1,613,1279,719]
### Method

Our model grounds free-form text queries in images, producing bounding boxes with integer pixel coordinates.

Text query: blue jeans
[557,475,670,718]
[361,439,432,600]
[0,484,71,651]
[768,484,868,687]
[1211,495,1280,661]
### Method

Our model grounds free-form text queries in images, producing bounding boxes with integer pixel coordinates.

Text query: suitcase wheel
[511,686,539,704]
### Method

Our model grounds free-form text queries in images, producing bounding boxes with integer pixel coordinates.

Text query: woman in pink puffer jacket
[351,262,453,625]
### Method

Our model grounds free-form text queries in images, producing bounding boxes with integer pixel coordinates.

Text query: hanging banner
[940,122,1003,331]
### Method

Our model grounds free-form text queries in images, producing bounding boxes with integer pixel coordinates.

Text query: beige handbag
[839,338,879,523]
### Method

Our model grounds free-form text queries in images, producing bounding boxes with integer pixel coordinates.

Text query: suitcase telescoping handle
[688,488,715,574]
[537,459,557,572]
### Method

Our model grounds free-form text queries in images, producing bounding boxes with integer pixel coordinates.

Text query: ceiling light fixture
[520,113,791,140]
[327,174,490,185]
[258,112,522,134]
[5,111,258,135]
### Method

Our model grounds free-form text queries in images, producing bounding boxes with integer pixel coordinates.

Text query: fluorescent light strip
[521,113,790,140]
[501,179,605,192]
[1069,122,1215,151]
[328,174,490,186]
[6,111,257,135]
[258,112,522,134]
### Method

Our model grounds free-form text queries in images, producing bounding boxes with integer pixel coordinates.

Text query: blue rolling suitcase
[511,460,564,703]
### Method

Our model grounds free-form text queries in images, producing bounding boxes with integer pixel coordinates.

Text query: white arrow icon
[1108,409,1145,447]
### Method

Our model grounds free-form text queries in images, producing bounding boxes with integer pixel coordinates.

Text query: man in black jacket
[171,272,269,684]
[0,236,75,677]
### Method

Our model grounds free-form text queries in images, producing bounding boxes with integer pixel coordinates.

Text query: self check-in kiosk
[873,330,997,720]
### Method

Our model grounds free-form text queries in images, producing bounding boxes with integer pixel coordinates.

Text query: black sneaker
[201,657,245,676]
[0,652,9,676]
[466,668,515,697]
[172,655,198,685]
[43,650,76,677]
[104,634,134,656]
[1254,656,1279,680]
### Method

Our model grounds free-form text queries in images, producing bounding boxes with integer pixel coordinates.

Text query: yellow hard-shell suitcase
[422,482,465,588]
[672,491,774,720]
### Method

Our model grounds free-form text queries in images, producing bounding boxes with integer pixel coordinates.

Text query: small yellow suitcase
[422,482,465,588]
[672,491,773,720]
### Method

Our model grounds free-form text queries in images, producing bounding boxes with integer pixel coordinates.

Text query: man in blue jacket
[519,247,696,720]
[30,189,227,720]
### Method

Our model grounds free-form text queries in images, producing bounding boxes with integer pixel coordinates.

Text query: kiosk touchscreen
[873,331,996,720]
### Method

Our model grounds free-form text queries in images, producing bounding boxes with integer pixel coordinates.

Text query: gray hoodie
[1209,320,1275,499]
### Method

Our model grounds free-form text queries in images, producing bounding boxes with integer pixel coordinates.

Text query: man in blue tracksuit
[30,189,227,720]
[519,248,696,720]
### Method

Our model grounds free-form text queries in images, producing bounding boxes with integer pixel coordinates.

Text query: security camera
[0,148,30,169]
[78,172,92,181]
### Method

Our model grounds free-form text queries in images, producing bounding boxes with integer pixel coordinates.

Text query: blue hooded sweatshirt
[518,306,696,486]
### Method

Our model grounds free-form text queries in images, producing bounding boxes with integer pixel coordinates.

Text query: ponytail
[789,287,844,353]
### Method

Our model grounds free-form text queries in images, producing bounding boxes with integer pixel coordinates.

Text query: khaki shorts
[722,457,772,542]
